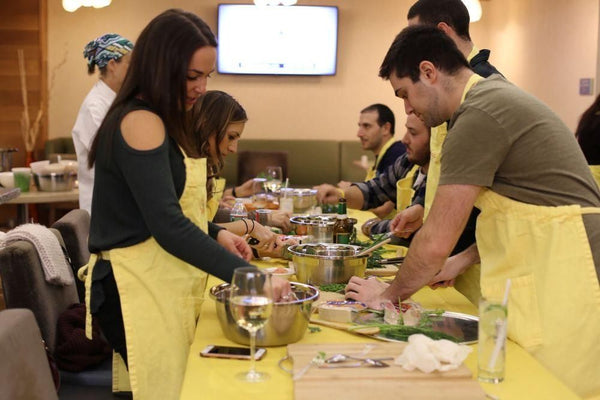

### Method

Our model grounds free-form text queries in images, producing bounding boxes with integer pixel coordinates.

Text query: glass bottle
[333,198,352,244]
[230,200,248,222]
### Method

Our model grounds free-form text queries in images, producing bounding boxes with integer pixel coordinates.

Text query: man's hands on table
[345,276,391,309]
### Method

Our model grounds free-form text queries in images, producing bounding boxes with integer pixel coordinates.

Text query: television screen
[217,4,338,76]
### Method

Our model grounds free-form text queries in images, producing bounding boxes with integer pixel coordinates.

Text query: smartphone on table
[200,345,267,361]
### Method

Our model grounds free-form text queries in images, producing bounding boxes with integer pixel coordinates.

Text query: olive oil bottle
[333,198,352,244]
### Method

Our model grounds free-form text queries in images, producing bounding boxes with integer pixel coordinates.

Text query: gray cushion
[52,209,91,302]
[0,230,79,354]
[0,309,59,400]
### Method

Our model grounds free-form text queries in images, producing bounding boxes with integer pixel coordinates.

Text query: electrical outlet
[579,78,594,96]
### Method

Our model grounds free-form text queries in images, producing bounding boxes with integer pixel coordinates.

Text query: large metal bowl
[210,282,319,347]
[33,172,76,192]
[287,243,368,285]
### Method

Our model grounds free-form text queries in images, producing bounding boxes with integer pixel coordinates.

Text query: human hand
[428,255,463,289]
[219,195,236,210]
[216,229,253,261]
[314,183,341,204]
[390,204,424,238]
[344,276,392,309]
[428,247,477,289]
[249,221,278,252]
[270,210,292,232]
[235,178,257,198]
[337,180,352,190]
[258,235,298,258]
[271,276,293,302]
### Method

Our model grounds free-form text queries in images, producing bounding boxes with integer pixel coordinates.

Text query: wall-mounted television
[217,4,338,76]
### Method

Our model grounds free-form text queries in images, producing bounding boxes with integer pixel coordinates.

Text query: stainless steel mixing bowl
[287,243,368,285]
[210,281,319,347]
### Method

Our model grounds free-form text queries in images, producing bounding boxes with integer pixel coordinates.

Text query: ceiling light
[461,0,482,23]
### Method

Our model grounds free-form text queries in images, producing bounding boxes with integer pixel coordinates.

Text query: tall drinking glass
[478,296,507,383]
[264,166,282,193]
[229,267,273,382]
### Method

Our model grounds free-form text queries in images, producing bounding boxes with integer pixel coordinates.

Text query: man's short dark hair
[407,0,472,41]
[379,25,470,82]
[360,103,396,135]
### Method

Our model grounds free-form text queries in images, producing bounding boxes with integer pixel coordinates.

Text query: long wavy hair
[89,9,217,168]
[190,90,247,199]
[191,90,247,174]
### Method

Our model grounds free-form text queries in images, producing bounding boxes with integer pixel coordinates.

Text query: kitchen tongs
[375,256,405,265]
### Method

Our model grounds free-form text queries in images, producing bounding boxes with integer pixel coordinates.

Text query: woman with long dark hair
[81,10,289,400]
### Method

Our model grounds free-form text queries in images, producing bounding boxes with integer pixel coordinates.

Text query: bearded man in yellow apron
[346,26,600,399]
[315,113,428,235]
[78,10,276,400]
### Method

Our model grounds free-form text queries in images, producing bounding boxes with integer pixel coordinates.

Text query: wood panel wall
[0,0,47,228]
[0,0,47,167]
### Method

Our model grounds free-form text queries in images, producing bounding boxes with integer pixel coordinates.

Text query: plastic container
[230,200,247,221]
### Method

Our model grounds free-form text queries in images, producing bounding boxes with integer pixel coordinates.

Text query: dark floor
[58,384,132,400]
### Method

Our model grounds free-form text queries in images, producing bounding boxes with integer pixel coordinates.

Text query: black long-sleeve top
[88,99,249,285]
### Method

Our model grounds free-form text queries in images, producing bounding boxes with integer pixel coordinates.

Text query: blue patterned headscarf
[83,33,133,69]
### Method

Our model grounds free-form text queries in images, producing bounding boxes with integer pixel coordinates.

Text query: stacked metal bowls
[287,243,368,285]
[210,282,319,347]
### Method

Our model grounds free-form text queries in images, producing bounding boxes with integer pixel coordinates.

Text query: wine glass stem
[249,329,257,376]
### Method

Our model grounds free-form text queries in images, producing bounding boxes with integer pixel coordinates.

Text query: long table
[4,188,78,224]
[179,210,581,400]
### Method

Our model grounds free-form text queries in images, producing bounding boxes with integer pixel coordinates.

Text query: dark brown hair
[191,90,247,175]
[89,9,217,168]
[379,25,470,82]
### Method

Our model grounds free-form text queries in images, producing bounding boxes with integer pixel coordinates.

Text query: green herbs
[308,326,322,333]
[319,283,347,293]
[376,324,460,342]
[352,233,394,269]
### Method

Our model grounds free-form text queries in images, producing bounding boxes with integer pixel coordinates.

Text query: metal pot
[33,172,77,192]
[290,215,336,243]
[287,243,368,285]
[0,148,17,172]
[210,282,319,347]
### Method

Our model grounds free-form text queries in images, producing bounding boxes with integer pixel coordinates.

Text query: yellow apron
[590,165,600,189]
[365,138,396,181]
[80,150,209,400]
[475,189,600,399]
[424,74,483,304]
[206,177,226,221]
[395,165,419,211]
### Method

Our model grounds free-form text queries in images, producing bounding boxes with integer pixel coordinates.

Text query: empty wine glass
[264,166,282,193]
[229,267,273,382]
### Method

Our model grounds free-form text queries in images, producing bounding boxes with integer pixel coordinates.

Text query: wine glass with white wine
[264,166,283,193]
[229,267,273,382]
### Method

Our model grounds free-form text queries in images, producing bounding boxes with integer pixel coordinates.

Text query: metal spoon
[324,353,393,365]
[319,358,390,368]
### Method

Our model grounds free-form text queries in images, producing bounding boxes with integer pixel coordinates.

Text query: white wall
[47,0,599,141]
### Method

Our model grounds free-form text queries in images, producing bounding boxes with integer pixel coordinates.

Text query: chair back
[52,209,91,302]
[237,150,288,184]
[0,229,79,354]
[0,309,59,400]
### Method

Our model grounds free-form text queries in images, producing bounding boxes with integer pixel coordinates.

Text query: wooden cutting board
[365,264,399,277]
[288,342,485,400]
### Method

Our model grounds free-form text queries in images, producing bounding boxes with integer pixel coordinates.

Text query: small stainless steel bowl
[287,243,368,285]
[33,172,76,192]
[290,215,336,243]
[210,281,319,347]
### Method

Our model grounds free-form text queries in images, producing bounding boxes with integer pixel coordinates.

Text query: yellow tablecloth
[179,210,581,400]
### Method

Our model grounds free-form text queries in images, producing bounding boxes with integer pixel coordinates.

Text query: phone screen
[207,346,251,356]
[200,345,266,360]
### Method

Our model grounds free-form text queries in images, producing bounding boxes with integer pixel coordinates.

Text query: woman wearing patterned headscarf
[71,33,133,215]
